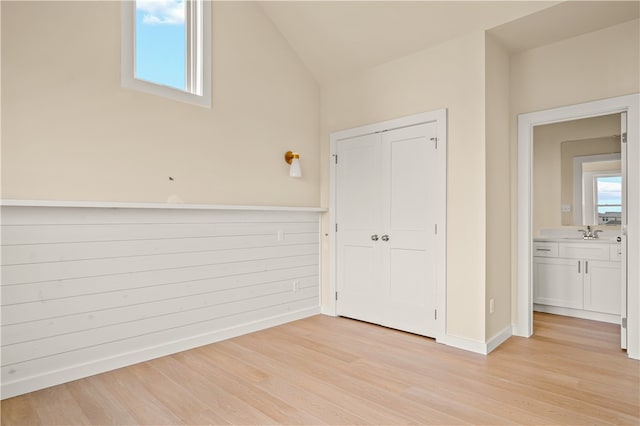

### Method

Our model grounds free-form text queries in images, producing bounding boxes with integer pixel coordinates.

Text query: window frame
[121,0,211,107]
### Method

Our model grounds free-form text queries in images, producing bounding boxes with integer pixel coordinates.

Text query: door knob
[381,235,389,241]
[371,234,379,241]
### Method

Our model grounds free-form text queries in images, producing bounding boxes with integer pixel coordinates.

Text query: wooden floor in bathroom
[2,312,638,425]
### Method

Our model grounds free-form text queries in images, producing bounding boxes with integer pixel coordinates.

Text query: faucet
[578,225,602,239]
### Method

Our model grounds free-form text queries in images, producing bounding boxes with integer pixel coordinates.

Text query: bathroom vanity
[533,237,622,324]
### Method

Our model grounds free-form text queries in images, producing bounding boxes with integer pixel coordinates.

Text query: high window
[121,0,211,107]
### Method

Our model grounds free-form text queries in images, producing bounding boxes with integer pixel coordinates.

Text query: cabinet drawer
[610,245,622,262]
[533,242,558,257]
[558,243,609,260]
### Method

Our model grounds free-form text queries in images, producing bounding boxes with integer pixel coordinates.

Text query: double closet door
[336,121,442,338]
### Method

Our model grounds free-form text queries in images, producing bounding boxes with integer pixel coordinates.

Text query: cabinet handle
[536,248,551,252]
[578,261,580,274]
[381,234,390,242]
[585,261,588,274]
[371,234,379,241]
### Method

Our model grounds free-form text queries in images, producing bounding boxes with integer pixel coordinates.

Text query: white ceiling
[258,1,640,85]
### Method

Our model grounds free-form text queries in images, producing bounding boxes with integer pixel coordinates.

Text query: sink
[558,236,617,242]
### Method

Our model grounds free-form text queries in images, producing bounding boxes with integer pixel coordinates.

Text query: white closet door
[381,122,438,336]
[336,133,384,325]
[336,122,439,337]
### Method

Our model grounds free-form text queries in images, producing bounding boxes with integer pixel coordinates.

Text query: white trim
[442,326,511,355]
[516,93,639,360]
[0,307,319,400]
[327,109,447,342]
[0,199,326,213]
[486,326,513,354]
[326,133,338,317]
[120,0,212,108]
[572,153,621,224]
[441,334,487,355]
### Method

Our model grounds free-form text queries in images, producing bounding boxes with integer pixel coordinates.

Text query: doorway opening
[531,113,625,349]
[516,93,639,360]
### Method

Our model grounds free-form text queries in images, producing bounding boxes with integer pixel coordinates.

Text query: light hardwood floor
[2,312,639,425]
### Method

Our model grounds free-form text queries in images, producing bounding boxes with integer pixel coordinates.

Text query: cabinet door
[533,257,583,309]
[584,260,622,315]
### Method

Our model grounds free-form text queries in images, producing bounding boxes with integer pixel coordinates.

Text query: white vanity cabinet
[533,256,584,309]
[533,240,621,322]
[583,260,621,314]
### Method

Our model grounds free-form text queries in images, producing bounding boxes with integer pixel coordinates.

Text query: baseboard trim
[443,325,512,355]
[442,334,487,355]
[1,306,320,400]
[486,325,513,354]
[320,305,337,316]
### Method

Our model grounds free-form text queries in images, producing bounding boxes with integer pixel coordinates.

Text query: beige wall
[1,1,320,206]
[510,19,640,115]
[532,114,621,235]
[4,2,638,348]
[510,19,640,323]
[485,34,511,340]
[321,32,487,342]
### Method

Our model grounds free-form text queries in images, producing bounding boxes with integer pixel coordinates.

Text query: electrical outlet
[277,230,284,241]
[489,298,495,314]
[292,280,299,292]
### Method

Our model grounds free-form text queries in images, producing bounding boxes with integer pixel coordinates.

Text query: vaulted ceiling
[258,1,640,85]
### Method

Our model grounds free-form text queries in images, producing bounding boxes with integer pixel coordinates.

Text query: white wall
[320,32,487,342]
[510,19,640,324]
[1,205,321,398]
[1,1,320,207]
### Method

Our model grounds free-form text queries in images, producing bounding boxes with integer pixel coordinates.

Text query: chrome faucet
[578,225,602,239]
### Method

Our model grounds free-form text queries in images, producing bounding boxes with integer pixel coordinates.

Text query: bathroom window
[121,0,211,107]
[595,175,622,224]
[583,171,622,225]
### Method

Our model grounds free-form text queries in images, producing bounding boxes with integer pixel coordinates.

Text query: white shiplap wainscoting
[0,201,324,399]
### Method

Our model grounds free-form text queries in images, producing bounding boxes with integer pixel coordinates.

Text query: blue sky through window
[596,175,622,213]
[135,0,186,91]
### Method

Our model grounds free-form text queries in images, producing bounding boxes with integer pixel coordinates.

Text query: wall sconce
[284,151,302,178]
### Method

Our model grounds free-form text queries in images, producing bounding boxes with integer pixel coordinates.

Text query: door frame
[328,109,447,342]
[515,93,639,360]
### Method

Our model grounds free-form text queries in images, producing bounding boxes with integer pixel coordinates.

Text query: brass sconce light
[284,151,302,178]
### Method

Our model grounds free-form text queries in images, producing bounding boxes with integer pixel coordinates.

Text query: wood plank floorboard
[2,312,639,425]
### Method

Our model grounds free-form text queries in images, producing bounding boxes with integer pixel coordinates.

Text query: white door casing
[620,111,628,349]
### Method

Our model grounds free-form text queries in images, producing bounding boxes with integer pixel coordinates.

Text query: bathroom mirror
[532,113,622,234]
[567,150,621,225]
